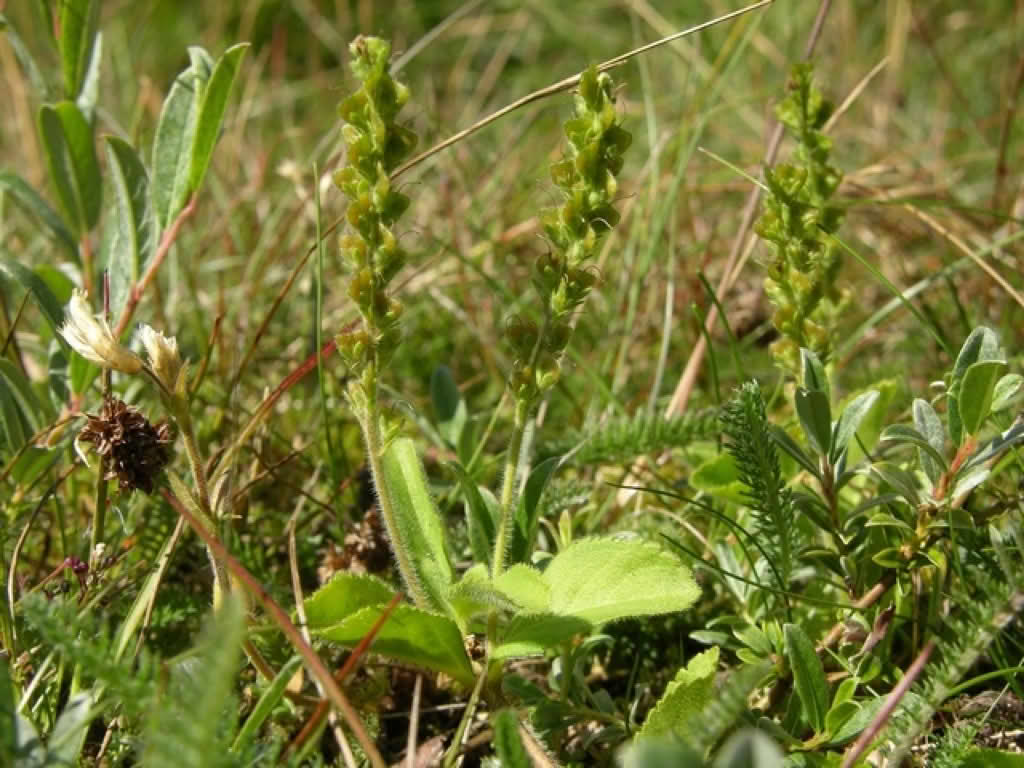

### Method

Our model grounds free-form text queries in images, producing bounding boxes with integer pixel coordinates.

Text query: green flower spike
[334,35,417,388]
[755,62,846,375]
[494,66,631,577]
[508,65,632,412]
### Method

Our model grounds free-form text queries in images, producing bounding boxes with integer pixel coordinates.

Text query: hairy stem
[491,399,528,577]
[360,362,430,609]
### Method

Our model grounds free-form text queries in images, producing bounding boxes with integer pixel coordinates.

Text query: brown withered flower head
[77,397,173,494]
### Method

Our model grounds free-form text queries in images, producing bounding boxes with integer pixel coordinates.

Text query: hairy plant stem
[491,398,529,577]
[359,360,430,609]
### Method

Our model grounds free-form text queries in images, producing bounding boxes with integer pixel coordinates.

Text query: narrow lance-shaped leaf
[431,364,466,446]
[948,326,1002,445]
[0,171,78,260]
[58,0,100,102]
[104,137,155,316]
[231,656,302,753]
[187,43,250,196]
[0,13,51,97]
[830,390,879,464]
[0,360,48,451]
[38,101,102,235]
[447,461,495,569]
[510,454,562,565]
[151,47,211,229]
[911,399,946,486]
[800,347,830,400]
[0,257,70,346]
[379,437,455,612]
[795,387,832,459]
[784,623,829,733]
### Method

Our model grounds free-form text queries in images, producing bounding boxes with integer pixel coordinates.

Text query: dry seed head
[77,397,173,494]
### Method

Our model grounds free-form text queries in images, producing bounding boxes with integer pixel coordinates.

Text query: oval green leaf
[315,603,474,686]
[959,359,1007,437]
[543,537,701,625]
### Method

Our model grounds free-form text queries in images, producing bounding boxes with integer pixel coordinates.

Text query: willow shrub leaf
[880,424,948,489]
[69,351,99,397]
[830,390,879,464]
[795,387,832,459]
[380,437,455,612]
[824,696,886,747]
[104,137,155,316]
[0,13,50,98]
[800,348,830,400]
[57,0,100,102]
[543,537,700,625]
[447,460,495,568]
[0,257,69,345]
[492,710,531,768]
[784,623,829,733]
[911,399,946,486]
[0,172,77,259]
[38,101,101,236]
[948,326,1001,445]
[958,359,1007,437]
[637,647,720,741]
[187,43,249,196]
[510,454,563,565]
[314,603,474,686]
[152,48,211,229]
[770,425,819,477]
[992,373,1023,412]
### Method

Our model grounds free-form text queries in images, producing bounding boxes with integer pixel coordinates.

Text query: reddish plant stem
[161,487,386,768]
[841,639,935,768]
[113,196,198,339]
[282,592,404,761]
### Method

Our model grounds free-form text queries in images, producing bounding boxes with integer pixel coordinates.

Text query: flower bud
[60,290,143,374]
[138,324,184,394]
